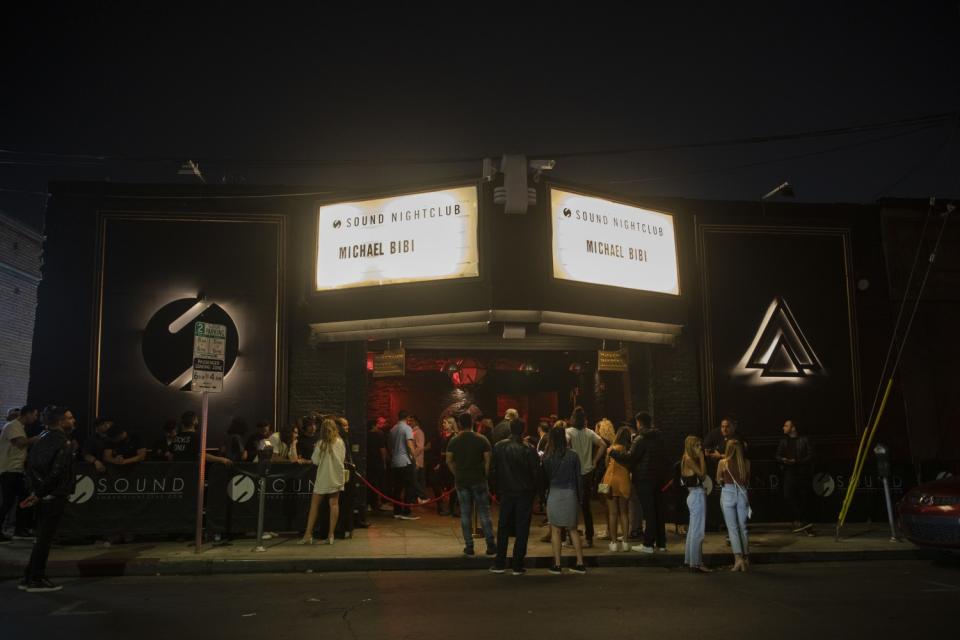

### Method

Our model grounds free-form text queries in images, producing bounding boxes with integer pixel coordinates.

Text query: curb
[0,548,928,579]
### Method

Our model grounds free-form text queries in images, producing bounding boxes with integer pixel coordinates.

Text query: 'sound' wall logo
[70,475,96,504]
[142,298,239,390]
[228,474,256,503]
[733,297,823,385]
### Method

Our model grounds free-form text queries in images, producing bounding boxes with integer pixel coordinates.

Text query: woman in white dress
[300,418,346,545]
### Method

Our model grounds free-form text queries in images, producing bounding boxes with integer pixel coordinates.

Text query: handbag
[598,482,611,495]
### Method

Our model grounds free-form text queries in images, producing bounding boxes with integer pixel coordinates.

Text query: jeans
[685,487,706,567]
[391,464,417,516]
[0,471,28,533]
[721,484,749,555]
[456,483,496,551]
[636,483,666,548]
[495,492,534,569]
[24,496,67,582]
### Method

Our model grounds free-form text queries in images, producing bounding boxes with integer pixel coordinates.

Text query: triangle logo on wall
[744,298,822,377]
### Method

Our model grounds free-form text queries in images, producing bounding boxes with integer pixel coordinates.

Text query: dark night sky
[2,2,959,229]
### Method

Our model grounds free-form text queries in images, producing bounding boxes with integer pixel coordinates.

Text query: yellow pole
[837,377,894,529]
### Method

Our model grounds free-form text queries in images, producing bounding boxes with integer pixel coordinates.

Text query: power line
[0,110,956,169]
[600,122,946,186]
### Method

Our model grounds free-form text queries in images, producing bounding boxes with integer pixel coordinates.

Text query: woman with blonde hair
[681,435,711,572]
[299,418,346,546]
[717,439,751,571]
[601,427,632,552]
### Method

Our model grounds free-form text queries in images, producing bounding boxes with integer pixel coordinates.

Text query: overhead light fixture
[519,361,540,375]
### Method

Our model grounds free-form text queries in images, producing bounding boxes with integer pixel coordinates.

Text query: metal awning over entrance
[309,309,682,347]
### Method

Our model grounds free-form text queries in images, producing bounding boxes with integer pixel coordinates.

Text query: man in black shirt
[704,417,749,461]
[21,406,77,592]
[488,419,538,575]
[103,424,147,466]
[297,416,319,461]
[172,411,232,466]
[82,417,112,473]
[491,409,518,446]
[151,420,178,461]
[776,419,815,534]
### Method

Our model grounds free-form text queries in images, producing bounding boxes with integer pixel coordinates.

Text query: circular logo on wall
[70,475,96,504]
[141,299,239,389]
[562,208,572,218]
[936,471,953,480]
[227,474,256,503]
[813,472,835,497]
[333,219,342,229]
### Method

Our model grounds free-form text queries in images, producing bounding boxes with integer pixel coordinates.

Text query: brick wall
[651,330,703,455]
[0,214,42,414]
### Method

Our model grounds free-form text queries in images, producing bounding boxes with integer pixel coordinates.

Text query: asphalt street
[0,560,955,639]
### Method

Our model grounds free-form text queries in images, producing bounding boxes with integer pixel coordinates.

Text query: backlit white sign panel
[551,188,679,295]
[316,186,479,291]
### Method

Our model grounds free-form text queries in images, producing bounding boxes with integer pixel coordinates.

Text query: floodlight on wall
[178,160,205,184]
[761,181,795,201]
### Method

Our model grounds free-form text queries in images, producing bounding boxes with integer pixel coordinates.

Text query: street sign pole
[195,391,209,553]
[191,320,226,555]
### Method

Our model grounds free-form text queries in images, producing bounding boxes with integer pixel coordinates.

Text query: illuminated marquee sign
[550,188,679,294]
[316,185,479,291]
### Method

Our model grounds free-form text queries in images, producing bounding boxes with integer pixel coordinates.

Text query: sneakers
[512,567,526,576]
[417,498,430,505]
[656,546,668,552]
[619,541,631,552]
[632,544,655,553]
[489,566,506,574]
[569,564,587,574]
[463,547,475,556]
[548,565,562,575]
[261,532,278,540]
[792,523,813,534]
[17,579,28,590]
[484,545,498,556]
[608,541,619,552]
[25,578,62,593]
[393,514,420,521]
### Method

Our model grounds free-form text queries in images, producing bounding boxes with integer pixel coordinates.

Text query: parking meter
[255,440,273,551]
[874,443,891,479]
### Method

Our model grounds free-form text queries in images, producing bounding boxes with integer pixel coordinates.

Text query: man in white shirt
[0,406,41,542]
[565,407,606,548]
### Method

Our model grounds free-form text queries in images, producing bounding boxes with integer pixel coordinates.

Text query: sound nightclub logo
[142,298,239,390]
[563,208,572,218]
[227,474,256,503]
[70,475,96,504]
[733,297,823,385]
[813,472,836,497]
[333,219,342,228]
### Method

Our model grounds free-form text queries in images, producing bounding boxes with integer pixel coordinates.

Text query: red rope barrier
[354,471,455,508]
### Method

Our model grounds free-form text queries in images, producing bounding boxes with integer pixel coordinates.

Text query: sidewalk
[0,507,923,579]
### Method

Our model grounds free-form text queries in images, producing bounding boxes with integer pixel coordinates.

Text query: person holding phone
[681,436,711,573]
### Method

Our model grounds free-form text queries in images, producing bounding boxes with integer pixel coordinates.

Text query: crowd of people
[1,401,819,587]
[364,407,818,575]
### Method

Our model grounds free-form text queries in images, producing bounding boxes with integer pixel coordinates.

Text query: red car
[898,476,960,550]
